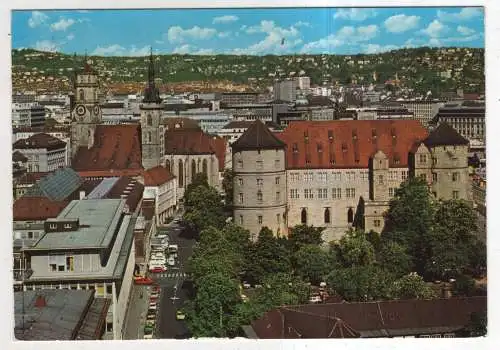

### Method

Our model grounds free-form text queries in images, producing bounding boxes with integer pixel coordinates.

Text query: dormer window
[342,143,348,153]
[391,128,397,138]
[305,154,311,165]
[304,131,309,143]
[317,143,323,153]
[292,143,299,153]
[352,130,357,140]
[371,129,377,139]
[328,130,334,142]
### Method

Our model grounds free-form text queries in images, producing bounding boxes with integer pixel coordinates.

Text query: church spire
[143,47,162,104]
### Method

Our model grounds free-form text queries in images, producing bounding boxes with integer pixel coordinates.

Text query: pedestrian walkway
[123,283,151,340]
[155,271,187,279]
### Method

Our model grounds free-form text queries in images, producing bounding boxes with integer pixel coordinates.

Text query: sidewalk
[123,283,150,340]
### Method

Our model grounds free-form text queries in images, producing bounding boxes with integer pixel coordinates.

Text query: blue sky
[11,7,484,56]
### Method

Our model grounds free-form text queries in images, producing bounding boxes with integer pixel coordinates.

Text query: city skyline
[12,7,484,56]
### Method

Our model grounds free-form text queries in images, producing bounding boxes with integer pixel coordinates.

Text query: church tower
[140,49,164,170]
[70,55,102,158]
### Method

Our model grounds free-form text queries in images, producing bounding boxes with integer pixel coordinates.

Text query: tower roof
[142,48,162,104]
[232,119,286,151]
[424,122,469,147]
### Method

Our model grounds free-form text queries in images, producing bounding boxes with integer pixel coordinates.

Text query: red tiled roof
[13,197,69,221]
[13,133,66,151]
[276,120,429,169]
[164,129,226,171]
[143,166,175,186]
[72,124,142,171]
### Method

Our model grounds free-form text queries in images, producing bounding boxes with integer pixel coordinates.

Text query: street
[152,219,196,339]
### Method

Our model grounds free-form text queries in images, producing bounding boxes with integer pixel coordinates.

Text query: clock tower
[70,55,102,158]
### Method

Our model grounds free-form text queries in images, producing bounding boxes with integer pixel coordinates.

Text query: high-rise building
[274,79,297,102]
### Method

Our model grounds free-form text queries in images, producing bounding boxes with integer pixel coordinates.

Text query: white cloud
[363,44,399,54]
[66,33,75,41]
[457,25,475,36]
[294,21,311,28]
[384,14,420,33]
[193,48,214,55]
[301,24,378,53]
[233,20,302,55]
[333,8,377,21]
[34,40,59,52]
[218,32,231,38]
[437,8,483,22]
[50,18,76,31]
[92,44,150,56]
[173,44,192,54]
[167,26,217,43]
[421,20,449,38]
[28,11,48,28]
[213,15,239,24]
[172,45,214,55]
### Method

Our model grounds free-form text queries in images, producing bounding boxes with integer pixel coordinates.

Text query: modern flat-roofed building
[13,133,67,172]
[431,104,485,142]
[221,92,259,105]
[21,198,136,340]
[14,289,110,340]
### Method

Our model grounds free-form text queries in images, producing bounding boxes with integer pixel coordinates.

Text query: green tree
[253,272,310,308]
[327,265,394,302]
[390,273,436,300]
[378,241,413,277]
[293,244,330,285]
[244,227,291,284]
[287,224,324,252]
[222,169,235,210]
[452,274,476,297]
[183,184,225,232]
[383,177,434,274]
[335,229,376,267]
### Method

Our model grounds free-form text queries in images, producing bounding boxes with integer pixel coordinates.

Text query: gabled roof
[105,176,144,212]
[276,120,428,169]
[143,166,175,186]
[164,129,226,171]
[24,168,83,201]
[13,196,69,221]
[250,297,486,339]
[232,119,286,151]
[424,122,469,147]
[72,124,142,171]
[13,133,66,151]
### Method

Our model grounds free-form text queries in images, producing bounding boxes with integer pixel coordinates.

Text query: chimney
[79,190,86,200]
[34,295,47,308]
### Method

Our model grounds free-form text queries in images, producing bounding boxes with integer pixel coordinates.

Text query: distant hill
[11,47,485,95]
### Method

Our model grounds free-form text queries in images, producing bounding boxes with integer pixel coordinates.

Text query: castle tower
[140,48,164,170]
[231,120,287,240]
[70,55,102,158]
[369,150,389,202]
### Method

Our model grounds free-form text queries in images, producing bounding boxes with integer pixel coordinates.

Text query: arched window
[165,159,171,172]
[301,208,307,224]
[347,208,354,223]
[146,114,152,126]
[79,89,84,101]
[191,159,196,182]
[324,208,331,224]
[147,132,152,143]
[202,159,208,177]
[178,160,184,188]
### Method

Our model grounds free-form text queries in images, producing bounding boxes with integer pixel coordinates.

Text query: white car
[309,296,322,304]
[167,257,176,266]
[156,234,168,239]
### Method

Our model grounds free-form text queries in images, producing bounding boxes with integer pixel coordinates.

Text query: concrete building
[13,133,67,172]
[166,110,233,134]
[12,102,46,128]
[398,100,445,128]
[232,120,288,240]
[142,165,177,224]
[14,289,110,340]
[295,76,311,91]
[22,199,137,340]
[431,104,485,142]
[221,92,259,105]
[274,79,298,102]
[233,120,471,242]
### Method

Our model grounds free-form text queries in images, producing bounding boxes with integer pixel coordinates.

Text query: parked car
[134,277,155,285]
[176,310,186,320]
[167,256,176,266]
[143,327,154,339]
[148,304,157,311]
[156,234,168,240]
[149,266,166,273]
[309,295,322,304]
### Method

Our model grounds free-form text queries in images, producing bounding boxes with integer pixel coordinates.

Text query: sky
[11,7,484,56]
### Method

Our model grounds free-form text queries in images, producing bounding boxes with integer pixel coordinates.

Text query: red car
[149,266,166,273]
[134,277,155,285]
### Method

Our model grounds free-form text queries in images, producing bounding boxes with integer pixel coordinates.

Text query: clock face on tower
[93,105,100,116]
[76,105,86,116]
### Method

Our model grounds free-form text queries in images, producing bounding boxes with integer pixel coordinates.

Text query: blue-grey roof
[25,168,83,201]
[86,177,120,199]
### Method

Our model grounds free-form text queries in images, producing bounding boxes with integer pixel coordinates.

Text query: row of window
[23,282,113,296]
[236,158,282,169]
[289,171,409,182]
[238,177,281,186]
[239,213,284,226]
[290,188,357,200]
[238,191,281,203]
